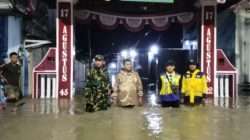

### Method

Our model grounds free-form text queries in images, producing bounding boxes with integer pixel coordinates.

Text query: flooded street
[1,95,250,140]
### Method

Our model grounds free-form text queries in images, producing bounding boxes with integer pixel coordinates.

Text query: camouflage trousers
[85,91,111,112]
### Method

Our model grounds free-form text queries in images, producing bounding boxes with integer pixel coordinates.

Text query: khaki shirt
[113,70,143,106]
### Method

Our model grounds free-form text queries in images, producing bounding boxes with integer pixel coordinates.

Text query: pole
[88,28,92,67]
[155,56,159,95]
[190,44,193,59]
[147,54,151,93]
[20,44,25,97]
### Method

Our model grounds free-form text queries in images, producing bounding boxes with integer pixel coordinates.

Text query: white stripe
[32,73,35,99]
[35,74,39,99]
[52,77,57,99]
[56,1,59,99]
[215,75,219,97]
[201,3,205,72]
[219,76,224,97]
[70,1,74,100]
[40,76,45,98]
[46,77,51,98]
[214,6,218,97]
[55,78,58,99]
[225,75,229,98]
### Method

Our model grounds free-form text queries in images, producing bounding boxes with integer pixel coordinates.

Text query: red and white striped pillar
[56,0,74,99]
[200,0,217,96]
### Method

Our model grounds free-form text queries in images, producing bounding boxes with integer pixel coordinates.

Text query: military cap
[94,55,104,61]
[165,60,175,66]
[188,59,197,65]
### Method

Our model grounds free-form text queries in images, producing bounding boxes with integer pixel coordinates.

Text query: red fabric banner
[75,10,194,32]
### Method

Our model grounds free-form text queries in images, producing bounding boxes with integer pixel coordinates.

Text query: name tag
[196,74,202,78]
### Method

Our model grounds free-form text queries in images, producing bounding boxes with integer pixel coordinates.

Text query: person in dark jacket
[0,52,21,102]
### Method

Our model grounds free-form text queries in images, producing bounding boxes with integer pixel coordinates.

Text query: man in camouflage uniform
[84,55,111,112]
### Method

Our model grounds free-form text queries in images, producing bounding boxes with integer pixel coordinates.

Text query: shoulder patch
[195,72,204,78]
[197,72,204,76]
[175,73,181,78]
[184,73,191,78]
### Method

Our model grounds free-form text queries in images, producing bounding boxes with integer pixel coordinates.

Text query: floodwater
[0,95,250,140]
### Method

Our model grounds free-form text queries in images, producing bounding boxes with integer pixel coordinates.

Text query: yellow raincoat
[181,69,208,103]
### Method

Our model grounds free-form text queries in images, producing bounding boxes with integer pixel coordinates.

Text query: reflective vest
[181,69,208,103]
[160,72,181,95]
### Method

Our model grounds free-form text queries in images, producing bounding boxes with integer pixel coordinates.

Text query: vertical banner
[201,5,217,95]
[57,1,73,99]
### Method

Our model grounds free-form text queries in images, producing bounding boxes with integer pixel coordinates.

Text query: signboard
[201,6,216,95]
[57,1,73,99]
[121,0,174,3]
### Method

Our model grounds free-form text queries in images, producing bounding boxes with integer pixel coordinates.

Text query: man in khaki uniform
[112,59,143,107]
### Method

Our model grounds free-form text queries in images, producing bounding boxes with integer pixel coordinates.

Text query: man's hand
[111,96,117,105]
[202,94,206,98]
[108,89,112,96]
[138,96,143,106]
[3,78,7,84]
[0,77,8,84]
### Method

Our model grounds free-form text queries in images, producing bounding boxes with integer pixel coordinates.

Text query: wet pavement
[0,95,250,140]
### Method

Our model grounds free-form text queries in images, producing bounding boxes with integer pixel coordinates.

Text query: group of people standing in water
[84,54,208,112]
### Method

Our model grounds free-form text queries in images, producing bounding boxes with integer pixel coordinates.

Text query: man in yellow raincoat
[182,59,208,105]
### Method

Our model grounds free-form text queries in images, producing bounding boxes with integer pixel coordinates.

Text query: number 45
[60,89,69,96]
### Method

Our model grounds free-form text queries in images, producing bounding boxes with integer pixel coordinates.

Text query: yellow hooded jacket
[181,69,208,103]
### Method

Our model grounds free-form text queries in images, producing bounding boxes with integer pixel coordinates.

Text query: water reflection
[149,94,158,106]
[212,97,238,109]
[26,99,77,115]
[1,96,250,140]
[0,96,243,115]
[144,108,162,137]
